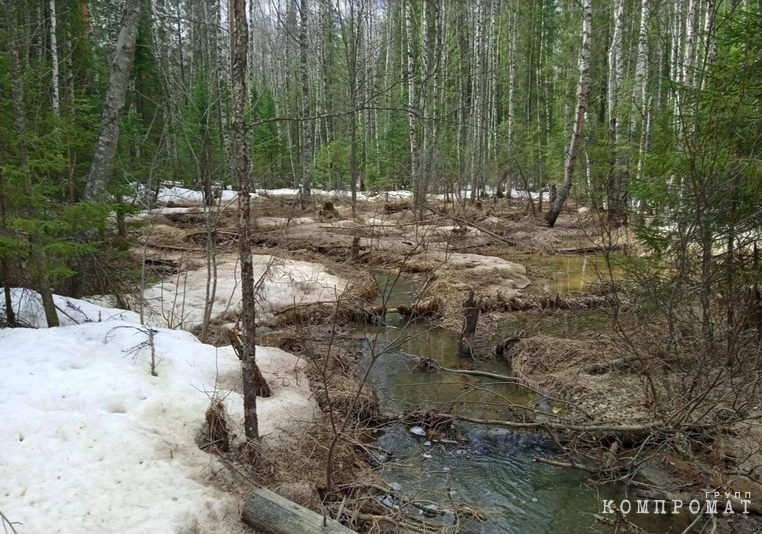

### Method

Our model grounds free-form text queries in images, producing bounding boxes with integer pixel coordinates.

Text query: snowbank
[156,186,205,206]
[0,288,141,327]
[141,254,349,329]
[0,321,316,533]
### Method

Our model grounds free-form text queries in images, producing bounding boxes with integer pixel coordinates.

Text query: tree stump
[458,291,480,357]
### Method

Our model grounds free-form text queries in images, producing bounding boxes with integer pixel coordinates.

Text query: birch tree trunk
[507,2,517,185]
[83,0,142,199]
[50,0,61,116]
[299,0,312,203]
[7,0,59,327]
[406,0,419,205]
[232,0,259,441]
[545,0,591,228]
[630,0,650,185]
[607,0,627,224]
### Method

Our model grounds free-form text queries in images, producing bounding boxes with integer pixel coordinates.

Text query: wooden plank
[241,487,358,534]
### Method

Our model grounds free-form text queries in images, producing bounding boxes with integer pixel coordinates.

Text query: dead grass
[203,397,232,453]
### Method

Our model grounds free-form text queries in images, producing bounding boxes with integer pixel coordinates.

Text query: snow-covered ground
[0,312,316,533]
[1,288,141,327]
[139,254,348,329]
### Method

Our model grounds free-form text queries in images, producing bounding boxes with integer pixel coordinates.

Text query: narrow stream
[357,273,687,533]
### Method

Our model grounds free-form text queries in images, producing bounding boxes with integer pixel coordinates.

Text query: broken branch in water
[557,244,624,254]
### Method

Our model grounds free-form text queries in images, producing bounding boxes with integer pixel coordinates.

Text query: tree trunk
[49,0,60,116]
[458,291,480,357]
[630,0,650,186]
[406,0,418,204]
[7,0,59,328]
[83,0,142,199]
[607,0,627,224]
[299,0,312,203]
[545,0,591,228]
[0,171,16,327]
[507,1,517,181]
[232,0,259,441]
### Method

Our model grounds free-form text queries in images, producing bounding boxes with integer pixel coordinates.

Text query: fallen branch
[419,412,712,437]
[557,244,623,255]
[417,203,520,246]
[532,456,599,473]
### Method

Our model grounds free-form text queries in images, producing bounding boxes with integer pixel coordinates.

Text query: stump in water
[227,328,272,397]
[458,291,480,357]
[494,337,521,360]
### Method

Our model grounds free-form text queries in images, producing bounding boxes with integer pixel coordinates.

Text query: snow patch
[141,254,349,329]
[0,288,141,328]
[0,321,315,533]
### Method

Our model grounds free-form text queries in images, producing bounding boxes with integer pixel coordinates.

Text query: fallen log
[501,293,619,311]
[557,244,623,254]
[421,412,715,438]
[241,487,358,534]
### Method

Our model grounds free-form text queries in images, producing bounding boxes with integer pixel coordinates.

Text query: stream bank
[121,193,762,533]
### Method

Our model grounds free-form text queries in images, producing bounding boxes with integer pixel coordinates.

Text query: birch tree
[545,0,591,228]
[83,0,142,199]
[406,0,419,205]
[607,0,627,223]
[299,0,312,203]
[50,0,61,116]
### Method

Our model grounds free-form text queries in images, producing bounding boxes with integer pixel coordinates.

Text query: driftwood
[227,328,272,397]
[241,487,357,534]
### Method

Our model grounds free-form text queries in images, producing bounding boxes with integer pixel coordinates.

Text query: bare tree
[232,0,259,441]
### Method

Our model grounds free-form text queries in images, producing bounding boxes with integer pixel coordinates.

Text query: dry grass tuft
[204,398,232,453]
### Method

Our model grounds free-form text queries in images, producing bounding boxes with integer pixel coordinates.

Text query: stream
[357,273,687,534]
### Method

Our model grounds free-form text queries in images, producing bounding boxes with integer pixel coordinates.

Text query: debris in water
[424,440,432,446]
[410,426,426,436]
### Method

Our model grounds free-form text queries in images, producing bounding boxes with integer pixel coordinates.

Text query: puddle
[524,254,624,295]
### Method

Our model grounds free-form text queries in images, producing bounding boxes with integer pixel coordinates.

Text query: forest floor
[19,188,757,533]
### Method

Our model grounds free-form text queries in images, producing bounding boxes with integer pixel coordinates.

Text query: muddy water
[358,274,685,534]
[527,254,623,295]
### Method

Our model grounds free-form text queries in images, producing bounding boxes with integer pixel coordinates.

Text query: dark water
[357,274,690,534]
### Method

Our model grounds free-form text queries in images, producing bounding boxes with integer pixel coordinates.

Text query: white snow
[140,254,349,329]
[218,189,259,202]
[0,321,316,533]
[0,288,141,328]
[156,186,205,206]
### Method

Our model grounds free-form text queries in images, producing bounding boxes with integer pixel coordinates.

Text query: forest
[1,0,762,533]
